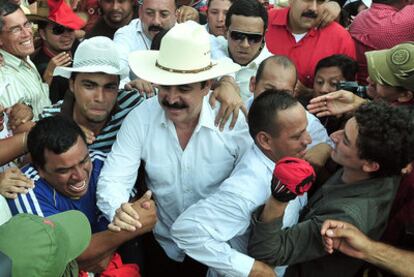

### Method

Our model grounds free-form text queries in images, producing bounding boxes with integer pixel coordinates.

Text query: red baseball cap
[28,0,86,30]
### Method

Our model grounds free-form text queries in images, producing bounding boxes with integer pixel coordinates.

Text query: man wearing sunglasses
[30,0,85,103]
[0,2,50,120]
[211,0,272,103]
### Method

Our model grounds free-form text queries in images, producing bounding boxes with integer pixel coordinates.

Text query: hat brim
[47,211,91,262]
[27,14,85,30]
[366,49,399,87]
[54,65,127,79]
[128,50,241,85]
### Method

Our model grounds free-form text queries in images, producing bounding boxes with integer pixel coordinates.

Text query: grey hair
[0,2,20,31]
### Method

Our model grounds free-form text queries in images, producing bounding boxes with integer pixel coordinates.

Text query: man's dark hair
[248,90,298,140]
[255,55,297,84]
[225,0,268,33]
[354,101,414,177]
[207,0,235,8]
[27,115,87,169]
[315,54,359,81]
[0,2,19,31]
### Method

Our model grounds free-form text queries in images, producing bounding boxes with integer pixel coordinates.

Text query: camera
[336,81,368,99]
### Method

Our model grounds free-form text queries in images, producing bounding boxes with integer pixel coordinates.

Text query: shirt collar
[371,3,399,11]
[137,19,151,41]
[253,144,275,173]
[0,49,31,70]
[271,7,317,37]
[160,94,216,131]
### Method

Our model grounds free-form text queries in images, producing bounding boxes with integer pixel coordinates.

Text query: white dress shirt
[171,144,308,276]
[113,19,152,78]
[210,37,272,103]
[97,95,252,261]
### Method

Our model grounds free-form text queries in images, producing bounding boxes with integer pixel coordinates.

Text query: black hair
[0,1,20,31]
[248,90,298,140]
[225,0,268,33]
[354,101,414,177]
[27,115,87,169]
[315,54,359,81]
[255,55,297,84]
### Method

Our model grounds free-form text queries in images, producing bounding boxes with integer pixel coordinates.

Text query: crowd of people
[0,0,413,275]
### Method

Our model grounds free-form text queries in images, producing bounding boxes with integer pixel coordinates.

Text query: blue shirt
[7,151,109,233]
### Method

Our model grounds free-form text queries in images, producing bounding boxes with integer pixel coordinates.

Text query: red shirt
[349,4,414,85]
[265,8,356,88]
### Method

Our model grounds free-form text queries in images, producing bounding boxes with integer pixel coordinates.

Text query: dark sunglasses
[229,30,263,44]
[51,24,74,35]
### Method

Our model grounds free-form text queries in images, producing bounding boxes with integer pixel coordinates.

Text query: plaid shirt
[349,3,414,84]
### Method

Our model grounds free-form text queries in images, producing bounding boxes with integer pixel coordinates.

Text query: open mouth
[68,180,87,193]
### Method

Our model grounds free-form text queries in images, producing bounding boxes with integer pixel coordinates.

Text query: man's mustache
[302,10,318,18]
[148,25,164,32]
[162,99,188,109]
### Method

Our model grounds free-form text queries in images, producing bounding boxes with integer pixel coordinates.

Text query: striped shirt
[7,151,109,233]
[0,50,51,120]
[41,89,144,153]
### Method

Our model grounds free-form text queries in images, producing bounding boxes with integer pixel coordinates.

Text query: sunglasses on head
[229,30,263,44]
[51,24,74,35]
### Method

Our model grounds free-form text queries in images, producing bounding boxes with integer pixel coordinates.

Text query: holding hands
[108,190,157,233]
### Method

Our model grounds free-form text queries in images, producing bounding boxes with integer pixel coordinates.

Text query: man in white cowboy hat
[30,0,85,103]
[0,1,50,120]
[96,21,253,276]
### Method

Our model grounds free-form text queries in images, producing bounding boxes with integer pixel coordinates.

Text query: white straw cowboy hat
[54,36,126,79]
[128,21,241,86]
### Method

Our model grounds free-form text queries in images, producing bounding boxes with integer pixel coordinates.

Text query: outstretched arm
[321,219,414,277]
[307,90,367,117]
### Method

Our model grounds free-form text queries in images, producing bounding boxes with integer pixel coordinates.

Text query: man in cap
[7,115,157,272]
[248,101,414,276]
[171,91,314,277]
[30,0,85,103]
[307,42,414,117]
[0,1,50,120]
[0,210,91,276]
[40,35,243,153]
[348,0,414,85]
[41,36,144,154]
[97,21,252,275]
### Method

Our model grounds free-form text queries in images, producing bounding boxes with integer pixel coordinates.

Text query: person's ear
[39,28,47,41]
[256,131,273,152]
[362,160,380,174]
[397,90,413,103]
[249,76,256,93]
[69,78,75,94]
